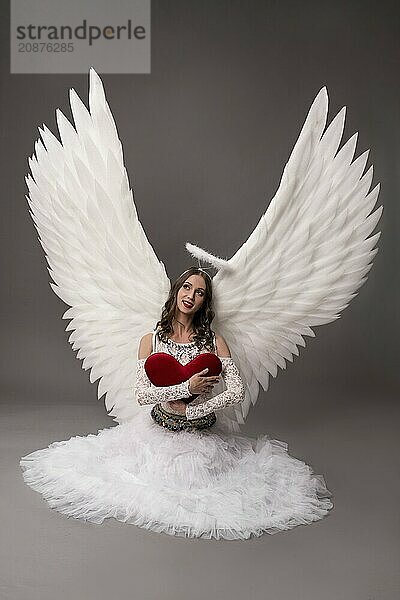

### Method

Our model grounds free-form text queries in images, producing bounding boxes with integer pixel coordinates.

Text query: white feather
[26,67,170,423]
[185,242,232,271]
[199,87,382,428]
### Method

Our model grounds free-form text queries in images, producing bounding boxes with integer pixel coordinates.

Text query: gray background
[1,1,399,599]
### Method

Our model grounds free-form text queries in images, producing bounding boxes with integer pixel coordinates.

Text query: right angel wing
[186,87,382,431]
[26,67,170,423]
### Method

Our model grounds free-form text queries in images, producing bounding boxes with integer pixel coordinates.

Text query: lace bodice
[154,335,208,364]
[135,330,245,420]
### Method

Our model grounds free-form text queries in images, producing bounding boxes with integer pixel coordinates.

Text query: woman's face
[176,274,206,315]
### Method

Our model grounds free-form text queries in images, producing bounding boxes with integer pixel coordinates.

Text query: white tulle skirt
[20,407,333,540]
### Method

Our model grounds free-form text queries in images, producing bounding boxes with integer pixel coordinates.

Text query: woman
[20,265,333,540]
[136,266,246,428]
[130,266,332,538]
[21,70,380,539]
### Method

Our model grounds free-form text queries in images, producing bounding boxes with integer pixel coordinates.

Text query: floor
[2,384,399,600]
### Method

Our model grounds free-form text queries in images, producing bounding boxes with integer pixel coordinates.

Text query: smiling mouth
[182,300,193,308]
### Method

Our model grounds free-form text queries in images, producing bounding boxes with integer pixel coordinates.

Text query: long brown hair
[155,267,215,351]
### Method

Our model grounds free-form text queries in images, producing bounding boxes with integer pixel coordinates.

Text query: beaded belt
[151,403,216,432]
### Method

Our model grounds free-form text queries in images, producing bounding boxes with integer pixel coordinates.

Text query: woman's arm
[185,334,245,420]
[135,334,193,406]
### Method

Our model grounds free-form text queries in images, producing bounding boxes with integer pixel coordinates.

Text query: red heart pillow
[145,352,222,387]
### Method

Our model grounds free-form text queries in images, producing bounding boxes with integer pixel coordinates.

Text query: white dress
[20,331,333,540]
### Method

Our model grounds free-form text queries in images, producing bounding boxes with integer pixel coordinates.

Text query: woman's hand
[165,369,220,416]
[188,368,219,395]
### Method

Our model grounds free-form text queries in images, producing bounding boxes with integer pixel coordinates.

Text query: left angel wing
[187,87,382,428]
[26,68,170,423]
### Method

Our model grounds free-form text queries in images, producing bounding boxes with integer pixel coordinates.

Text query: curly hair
[155,267,215,351]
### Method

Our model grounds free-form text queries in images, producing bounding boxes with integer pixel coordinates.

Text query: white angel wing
[26,68,170,423]
[187,87,382,430]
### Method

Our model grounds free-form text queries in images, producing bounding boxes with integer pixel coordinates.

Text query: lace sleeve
[135,359,192,406]
[185,357,245,420]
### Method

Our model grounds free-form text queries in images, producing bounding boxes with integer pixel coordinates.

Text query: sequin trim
[151,403,216,432]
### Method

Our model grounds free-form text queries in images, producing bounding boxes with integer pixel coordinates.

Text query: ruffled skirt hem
[20,410,333,540]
